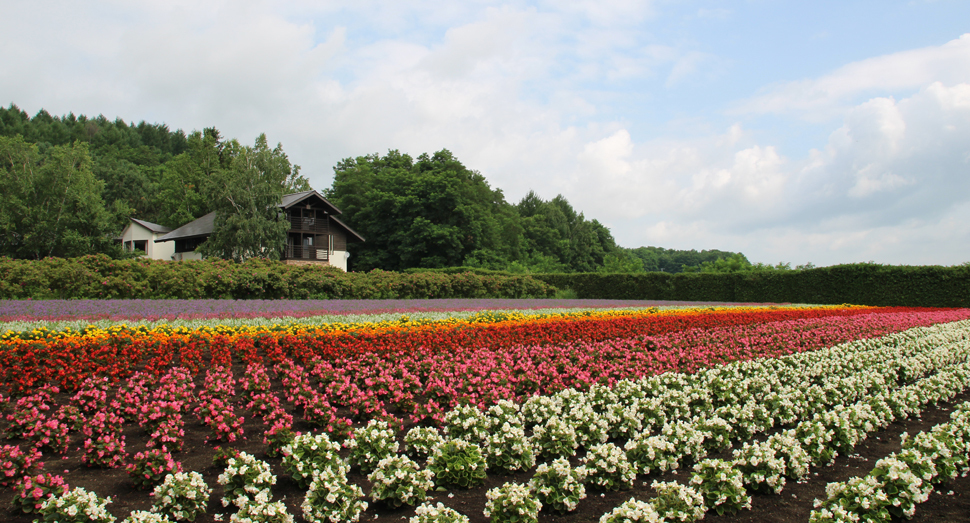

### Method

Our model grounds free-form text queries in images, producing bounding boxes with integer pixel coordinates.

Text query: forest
[0,104,750,273]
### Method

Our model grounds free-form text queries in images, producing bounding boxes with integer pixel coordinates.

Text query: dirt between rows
[1,367,968,523]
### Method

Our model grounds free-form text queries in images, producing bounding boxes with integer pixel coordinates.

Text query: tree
[0,135,116,259]
[326,149,512,271]
[197,134,308,261]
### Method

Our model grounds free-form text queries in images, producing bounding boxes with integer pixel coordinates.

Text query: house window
[133,240,147,253]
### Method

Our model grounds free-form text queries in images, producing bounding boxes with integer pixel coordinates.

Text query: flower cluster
[483,481,540,523]
[527,457,586,513]
[12,472,69,514]
[427,439,487,489]
[151,471,211,522]
[347,419,400,472]
[367,454,434,507]
[127,447,182,489]
[217,452,276,508]
[301,467,368,523]
[38,486,115,523]
[689,458,751,515]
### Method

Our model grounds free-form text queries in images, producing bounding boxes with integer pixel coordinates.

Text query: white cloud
[594,81,970,265]
[733,33,970,120]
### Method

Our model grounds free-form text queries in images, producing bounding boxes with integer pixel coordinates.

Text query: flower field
[1,301,970,523]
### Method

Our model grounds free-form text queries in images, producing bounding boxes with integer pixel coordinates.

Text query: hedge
[534,264,970,308]
[0,255,555,300]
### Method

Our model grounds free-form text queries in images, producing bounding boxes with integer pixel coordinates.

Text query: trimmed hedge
[535,264,970,308]
[0,255,555,300]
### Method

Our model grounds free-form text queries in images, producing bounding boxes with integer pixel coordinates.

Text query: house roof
[156,191,365,243]
[280,189,343,215]
[156,212,217,242]
[129,218,172,234]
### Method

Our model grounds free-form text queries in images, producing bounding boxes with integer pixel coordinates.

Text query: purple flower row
[0,298,755,322]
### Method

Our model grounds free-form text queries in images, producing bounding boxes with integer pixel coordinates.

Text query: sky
[2,0,969,267]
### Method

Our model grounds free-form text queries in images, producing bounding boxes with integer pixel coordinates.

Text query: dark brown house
[155,189,364,269]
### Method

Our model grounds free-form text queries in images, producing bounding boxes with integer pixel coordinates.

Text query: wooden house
[150,190,364,270]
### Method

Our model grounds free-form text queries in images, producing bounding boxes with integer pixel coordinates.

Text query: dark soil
[3,366,969,523]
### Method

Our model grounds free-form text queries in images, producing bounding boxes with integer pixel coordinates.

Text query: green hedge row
[535,264,970,307]
[0,255,555,300]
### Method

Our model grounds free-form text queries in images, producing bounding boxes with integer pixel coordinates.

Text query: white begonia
[39,487,115,523]
[624,432,679,474]
[348,419,401,472]
[650,480,706,523]
[580,442,636,491]
[527,457,586,513]
[598,497,664,523]
[483,481,540,522]
[367,454,434,508]
[404,426,445,462]
[409,502,469,523]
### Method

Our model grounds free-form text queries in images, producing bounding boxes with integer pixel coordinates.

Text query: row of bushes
[536,264,970,307]
[0,255,556,300]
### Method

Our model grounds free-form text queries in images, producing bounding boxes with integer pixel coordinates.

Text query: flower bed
[1,302,969,523]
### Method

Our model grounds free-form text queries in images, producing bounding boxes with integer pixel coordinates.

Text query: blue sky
[2,1,969,266]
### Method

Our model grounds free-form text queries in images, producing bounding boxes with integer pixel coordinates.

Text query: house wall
[121,223,175,260]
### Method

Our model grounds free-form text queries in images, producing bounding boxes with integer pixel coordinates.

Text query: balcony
[285,245,329,262]
[288,216,329,235]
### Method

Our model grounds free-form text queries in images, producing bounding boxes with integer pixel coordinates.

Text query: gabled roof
[156,212,217,242]
[280,189,342,215]
[129,218,172,234]
[156,191,365,244]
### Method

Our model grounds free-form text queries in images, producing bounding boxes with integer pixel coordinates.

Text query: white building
[119,218,175,260]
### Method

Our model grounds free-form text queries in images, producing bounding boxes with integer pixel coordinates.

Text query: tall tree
[327,149,512,271]
[197,134,308,261]
[0,136,116,259]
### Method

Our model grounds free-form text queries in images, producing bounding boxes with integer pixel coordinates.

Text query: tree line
[0,104,755,272]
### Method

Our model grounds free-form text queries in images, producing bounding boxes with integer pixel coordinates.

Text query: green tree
[0,135,116,259]
[326,149,512,271]
[197,134,306,261]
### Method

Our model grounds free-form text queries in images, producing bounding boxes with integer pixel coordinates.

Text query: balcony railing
[288,216,329,234]
[285,245,329,261]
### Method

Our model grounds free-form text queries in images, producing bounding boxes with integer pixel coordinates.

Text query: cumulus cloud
[591,82,970,265]
[732,33,970,121]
